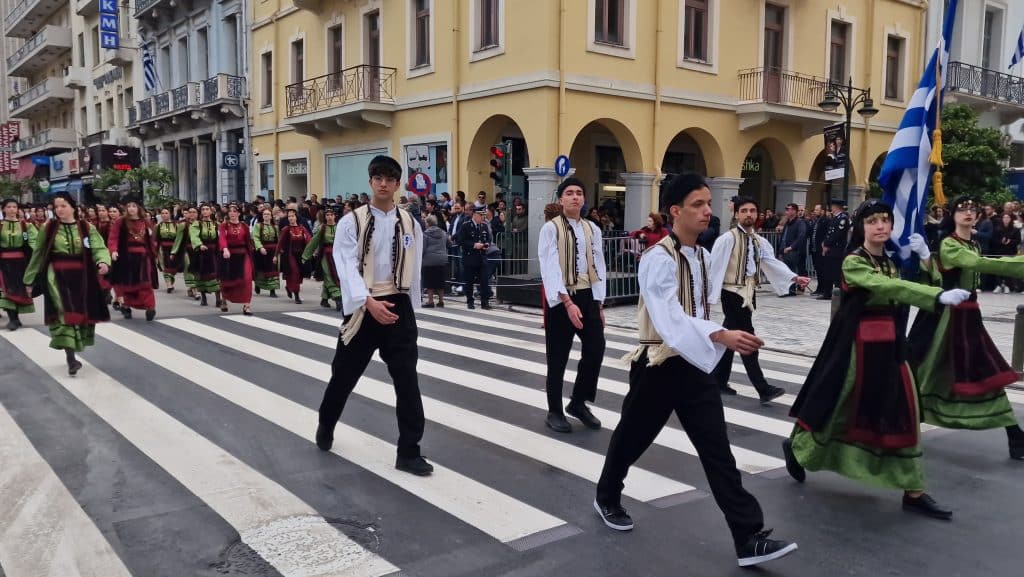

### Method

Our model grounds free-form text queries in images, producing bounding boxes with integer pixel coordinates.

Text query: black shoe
[315,423,333,451]
[5,319,20,331]
[467,302,475,310]
[902,493,953,520]
[166,287,174,294]
[782,439,805,483]
[145,309,156,322]
[121,307,132,320]
[815,295,832,301]
[254,286,261,295]
[67,360,83,376]
[545,412,572,433]
[566,401,602,429]
[759,385,786,405]
[396,455,434,476]
[481,302,493,310]
[423,302,435,308]
[335,299,343,312]
[1011,438,1024,460]
[720,385,738,395]
[286,290,293,299]
[593,499,633,531]
[320,299,331,308]
[269,290,278,298]
[295,296,302,304]
[111,301,121,311]
[201,294,208,306]
[736,529,798,567]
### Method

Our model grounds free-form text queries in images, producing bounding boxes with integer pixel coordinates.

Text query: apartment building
[128,0,249,203]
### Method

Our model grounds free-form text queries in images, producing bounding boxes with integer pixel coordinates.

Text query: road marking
[276,314,784,473]
[3,330,400,577]
[0,401,134,577]
[160,318,695,503]
[98,324,566,545]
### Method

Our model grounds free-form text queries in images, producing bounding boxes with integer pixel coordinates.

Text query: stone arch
[737,138,796,210]
[566,119,645,228]
[466,114,532,203]
[661,127,725,178]
[805,147,863,207]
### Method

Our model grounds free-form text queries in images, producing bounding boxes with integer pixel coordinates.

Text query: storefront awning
[66,179,83,194]
[47,181,69,195]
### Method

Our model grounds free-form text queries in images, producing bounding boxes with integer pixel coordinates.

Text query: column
[523,167,561,276]
[847,185,866,209]
[175,143,190,201]
[196,140,211,203]
[774,180,812,211]
[707,177,744,223]
[620,172,658,231]
[217,131,237,203]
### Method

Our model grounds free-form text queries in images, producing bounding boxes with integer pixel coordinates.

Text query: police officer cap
[829,198,846,207]
[472,205,488,214]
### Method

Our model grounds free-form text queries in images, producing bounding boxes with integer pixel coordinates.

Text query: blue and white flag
[879,0,958,260]
[1010,24,1024,69]
[142,43,158,93]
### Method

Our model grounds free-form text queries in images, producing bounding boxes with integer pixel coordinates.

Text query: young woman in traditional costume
[218,203,254,315]
[108,200,159,321]
[0,199,37,330]
[908,195,1024,460]
[302,207,343,310]
[156,207,184,293]
[783,199,971,520]
[277,208,311,304]
[189,203,223,307]
[251,207,280,298]
[23,193,111,375]
[173,206,199,300]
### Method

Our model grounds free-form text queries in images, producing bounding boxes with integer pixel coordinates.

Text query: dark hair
[848,199,893,252]
[2,198,17,210]
[732,195,759,214]
[52,192,78,209]
[556,177,587,198]
[659,173,709,211]
[786,203,799,212]
[368,155,402,179]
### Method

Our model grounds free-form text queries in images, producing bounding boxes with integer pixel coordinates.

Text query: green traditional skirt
[48,323,95,352]
[0,295,34,314]
[320,256,341,300]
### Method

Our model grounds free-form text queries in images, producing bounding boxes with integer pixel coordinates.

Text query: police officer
[816,199,849,300]
[460,206,493,309]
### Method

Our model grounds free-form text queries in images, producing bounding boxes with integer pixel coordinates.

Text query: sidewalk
[510,289,1023,363]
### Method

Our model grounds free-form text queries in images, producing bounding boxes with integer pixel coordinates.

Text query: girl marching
[189,204,223,307]
[1,199,37,330]
[108,200,159,321]
[251,207,280,298]
[218,204,254,315]
[277,208,311,304]
[23,193,111,376]
[173,206,199,300]
[156,207,184,294]
[302,208,343,310]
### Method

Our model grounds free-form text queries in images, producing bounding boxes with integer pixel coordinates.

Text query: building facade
[128,0,249,204]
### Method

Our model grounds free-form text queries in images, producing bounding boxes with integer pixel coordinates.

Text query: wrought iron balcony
[946,61,1024,117]
[736,67,840,133]
[130,74,246,136]
[8,76,74,119]
[12,127,76,158]
[134,0,170,17]
[203,74,246,103]
[284,65,396,134]
[7,25,72,78]
[4,0,65,38]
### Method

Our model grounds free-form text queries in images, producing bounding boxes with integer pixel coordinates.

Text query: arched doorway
[661,131,708,178]
[738,144,777,209]
[868,153,887,198]
[467,115,531,204]
[568,119,643,230]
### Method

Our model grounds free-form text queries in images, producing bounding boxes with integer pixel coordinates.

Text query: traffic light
[489,141,512,191]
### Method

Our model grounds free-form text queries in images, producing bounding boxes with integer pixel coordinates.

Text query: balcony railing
[133,74,246,126]
[285,65,396,118]
[134,0,167,17]
[8,27,55,69]
[154,92,170,115]
[204,73,246,102]
[13,127,75,154]
[8,76,71,116]
[946,61,1024,106]
[738,67,831,110]
[138,99,153,122]
[4,0,32,32]
[128,106,137,125]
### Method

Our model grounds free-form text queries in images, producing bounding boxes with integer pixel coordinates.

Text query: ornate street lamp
[819,77,878,205]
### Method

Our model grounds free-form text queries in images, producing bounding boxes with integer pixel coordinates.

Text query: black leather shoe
[320,298,330,308]
[566,402,601,429]
[467,302,475,310]
[902,493,953,520]
[782,439,805,483]
[736,529,798,567]
[720,385,738,395]
[254,286,261,295]
[545,412,572,433]
[396,455,434,476]
[269,290,278,298]
[315,423,333,451]
[1011,440,1024,460]
[1008,427,1024,460]
[593,499,633,531]
[121,307,132,319]
[759,385,786,405]
[815,295,832,301]
[145,309,156,322]
[481,302,493,310]
[67,360,83,376]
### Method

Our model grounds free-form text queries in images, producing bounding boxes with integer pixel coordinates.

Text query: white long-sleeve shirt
[538,217,607,307]
[639,242,726,374]
[334,204,423,316]
[708,227,797,305]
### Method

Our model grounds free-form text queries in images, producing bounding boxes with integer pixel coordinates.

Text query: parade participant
[251,207,280,298]
[595,174,797,568]
[108,200,159,321]
[783,199,971,520]
[31,206,48,230]
[104,205,126,311]
[316,155,431,476]
[189,204,222,308]
[23,193,111,375]
[459,206,493,310]
[218,204,254,315]
[156,207,183,294]
[816,199,849,300]
[302,208,343,310]
[173,206,200,300]
[277,208,311,304]
[0,199,36,330]
[907,195,1024,460]
[708,196,808,403]
[538,177,607,433]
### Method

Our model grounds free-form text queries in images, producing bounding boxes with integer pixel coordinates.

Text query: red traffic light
[489,145,506,159]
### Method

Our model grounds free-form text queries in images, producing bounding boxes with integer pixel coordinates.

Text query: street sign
[554,155,570,177]
[408,171,432,196]
[222,152,240,170]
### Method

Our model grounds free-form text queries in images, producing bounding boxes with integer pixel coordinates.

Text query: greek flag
[142,43,158,93]
[1011,25,1024,69]
[879,0,958,260]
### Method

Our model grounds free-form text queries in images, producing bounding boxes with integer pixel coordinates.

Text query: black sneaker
[545,412,572,433]
[593,499,633,531]
[720,385,738,396]
[759,385,786,405]
[396,455,434,476]
[902,493,953,520]
[782,439,805,483]
[736,529,798,567]
[315,423,333,451]
[566,402,602,429]
[1010,439,1024,460]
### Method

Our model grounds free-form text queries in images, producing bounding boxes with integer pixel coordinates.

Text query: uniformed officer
[459,206,493,310]
[816,199,849,300]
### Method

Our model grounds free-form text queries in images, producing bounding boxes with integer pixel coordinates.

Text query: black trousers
[810,253,822,292]
[463,261,491,304]
[318,294,425,458]
[596,354,765,546]
[544,288,605,413]
[712,291,771,395]
[817,254,841,296]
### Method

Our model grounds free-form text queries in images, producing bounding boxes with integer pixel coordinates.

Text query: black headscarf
[847,199,893,253]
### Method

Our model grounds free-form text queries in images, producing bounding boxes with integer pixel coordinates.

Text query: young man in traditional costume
[783,199,971,520]
[907,195,1024,460]
[708,196,809,403]
[0,199,37,330]
[537,177,608,433]
[316,155,431,476]
[595,174,798,568]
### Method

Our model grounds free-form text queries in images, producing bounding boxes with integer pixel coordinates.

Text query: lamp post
[818,77,879,206]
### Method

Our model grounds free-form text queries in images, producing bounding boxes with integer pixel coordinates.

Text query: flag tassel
[930,44,947,207]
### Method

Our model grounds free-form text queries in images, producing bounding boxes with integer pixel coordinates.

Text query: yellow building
[250,0,927,232]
